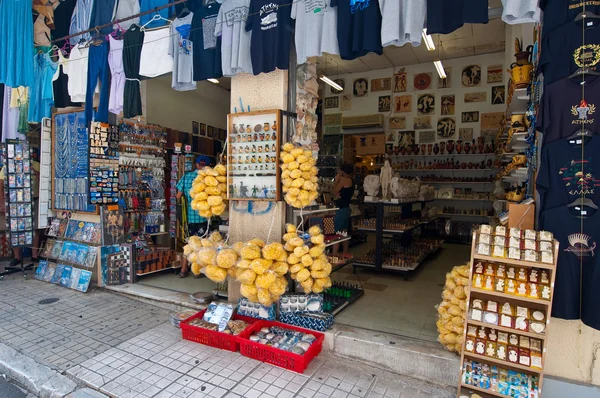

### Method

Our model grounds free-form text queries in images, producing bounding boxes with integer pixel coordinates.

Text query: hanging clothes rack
[50,0,189,44]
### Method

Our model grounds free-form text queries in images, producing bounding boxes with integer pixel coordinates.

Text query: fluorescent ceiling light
[207,78,219,84]
[422,29,435,51]
[434,60,447,79]
[320,75,343,92]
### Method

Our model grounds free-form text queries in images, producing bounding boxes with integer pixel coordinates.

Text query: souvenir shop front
[2,0,600,393]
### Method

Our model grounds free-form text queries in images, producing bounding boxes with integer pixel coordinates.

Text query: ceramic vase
[433,143,439,155]
[456,140,463,154]
[420,144,426,155]
[440,142,446,154]
[427,144,433,155]
[446,140,455,154]
[464,142,471,154]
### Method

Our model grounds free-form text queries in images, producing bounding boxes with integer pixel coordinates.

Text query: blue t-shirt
[540,0,600,34]
[426,0,488,35]
[245,0,294,75]
[139,0,172,29]
[330,0,382,60]
[191,2,223,81]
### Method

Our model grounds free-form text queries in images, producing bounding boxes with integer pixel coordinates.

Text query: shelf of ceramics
[466,319,546,340]
[470,287,551,306]
[324,236,352,248]
[381,243,444,272]
[508,88,530,115]
[388,153,497,159]
[420,181,495,185]
[472,253,555,271]
[396,168,498,173]
[464,352,541,374]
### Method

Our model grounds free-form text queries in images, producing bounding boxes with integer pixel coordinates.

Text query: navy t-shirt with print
[191,2,223,81]
[540,0,600,34]
[426,0,488,35]
[330,0,382,60]
[538,76,600,143]
[540,19,600,85]
[536,135,600,212]
[245,0,294,75]
[540,205,600,330]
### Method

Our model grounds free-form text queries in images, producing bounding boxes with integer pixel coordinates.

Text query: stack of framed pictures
[4,140,34,247]
[34,259,93,293]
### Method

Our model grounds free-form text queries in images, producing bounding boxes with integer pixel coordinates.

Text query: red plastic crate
[238,321,325,373]
[180,310,257,352]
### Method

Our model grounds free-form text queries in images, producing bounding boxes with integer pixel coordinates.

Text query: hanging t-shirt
[64,46,89,103]
[537,136,600,212]
[169,12,196,91]
[215,0,253,76]
[330,0,382,60]
[540,19,600,85]
[501,0,541,24]
[541,205,600,326]
[291,0,339,64]
[191,3,223,81]
[139,27,173,78]
[245,0,294,74]
[28,53,58,123]
[52,0,77,48]
[426,0,488,35]
[52,52,79,108]
[113,0,140,30]
[140,0,172,29]
[540,0,600,34]
[379,0,426,47]
[538,76,600,143]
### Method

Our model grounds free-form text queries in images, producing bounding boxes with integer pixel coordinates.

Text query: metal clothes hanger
[567,197,599,210]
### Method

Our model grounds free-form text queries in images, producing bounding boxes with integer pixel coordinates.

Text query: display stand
[353,200,442,279]
[457,231,559,398]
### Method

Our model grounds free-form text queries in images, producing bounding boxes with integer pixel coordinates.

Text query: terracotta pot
[400,147,407,155]
[446,140,455,154]
[464,142,471,154]
[440,142,446,154]
[420,144,426,154]
[413,144,420,155]
[427,144,433,155]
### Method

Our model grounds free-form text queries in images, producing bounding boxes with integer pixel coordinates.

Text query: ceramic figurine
[380,160,393,199]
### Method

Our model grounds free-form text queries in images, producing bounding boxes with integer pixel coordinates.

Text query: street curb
[0,342,78,397]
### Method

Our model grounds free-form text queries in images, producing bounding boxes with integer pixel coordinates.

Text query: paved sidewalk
[0,270,455,398]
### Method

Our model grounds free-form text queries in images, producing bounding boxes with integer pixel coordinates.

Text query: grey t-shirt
[215,0,253,76]
[291,0,339,64]
[169,12,197,91]
[380,0,426,47]
[502,0,541,24]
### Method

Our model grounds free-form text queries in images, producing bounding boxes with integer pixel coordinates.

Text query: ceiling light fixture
[422,29,435,51]
[207,78,219,84]
[320,75,343,92]
[434,60,447,79]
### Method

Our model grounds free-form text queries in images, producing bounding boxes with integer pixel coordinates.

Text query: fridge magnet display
[418,130,436,143]
[371,77,391,92]
[353,78,368,97]
[4,139,34,248]
[395,95,412,113]
[330,78,344,94]
[52,110,97,213]
[378,95,391,112]
[464,92,487,103]
[462,111,480,123]
[340,94,352,111]
[461,65,482,87]
[413,116,432,129]
[417,93,435,114]
[492,85,506,105]
[89,122,119,205]
[393,70,407,92]
[414,73,432,90]
[459,128,474,141]
[441,95,455,115]
[487,64,503,83]
[324,97,339,109]
[389,116,406,129]
[437,67,452,88]
[437,118,456,138]
[227,110,281,201]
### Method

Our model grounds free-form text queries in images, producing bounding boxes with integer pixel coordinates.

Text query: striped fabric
[69,0,94,45]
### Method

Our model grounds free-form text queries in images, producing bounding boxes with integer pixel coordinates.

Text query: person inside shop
[331,162,355,259]
[176,155,211,278]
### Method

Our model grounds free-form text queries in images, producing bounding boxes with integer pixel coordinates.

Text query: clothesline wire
[51,0,301,45]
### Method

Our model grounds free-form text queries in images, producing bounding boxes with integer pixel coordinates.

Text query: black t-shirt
[540,0,600,34]
[540,19,600,85]
[538,76,600,143]
[540,205,600,324]
[330,0,382,60]
[537,136,600,211]
[245,0,294,75]
[426,0,488,35]
[52,0,77,48]
[191,3,223,81]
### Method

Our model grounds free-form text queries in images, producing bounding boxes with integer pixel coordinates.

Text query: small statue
[363,174,380,197]
[380,159,393,199]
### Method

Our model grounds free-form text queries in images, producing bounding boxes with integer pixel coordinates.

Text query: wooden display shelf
[467,319,546,340]
[473,253,556,270]
[457,230,559,398]
[464,352,541,374]
[470,287,552,306]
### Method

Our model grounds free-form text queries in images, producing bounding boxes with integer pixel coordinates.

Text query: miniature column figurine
[380,159,393,199]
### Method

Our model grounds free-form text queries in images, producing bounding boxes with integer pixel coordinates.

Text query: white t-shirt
[64,46,89,103]
[113,0,140,30]
[502,0,541,24]
[215,0,253,76]
[380,0,427,47]
[140,27,173,78]
[291,0,339,64]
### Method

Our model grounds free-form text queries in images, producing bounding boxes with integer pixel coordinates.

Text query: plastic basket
[180,310,256,352]
[238,321,325,373]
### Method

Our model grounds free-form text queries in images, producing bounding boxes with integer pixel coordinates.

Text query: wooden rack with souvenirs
[457,225,559,398]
